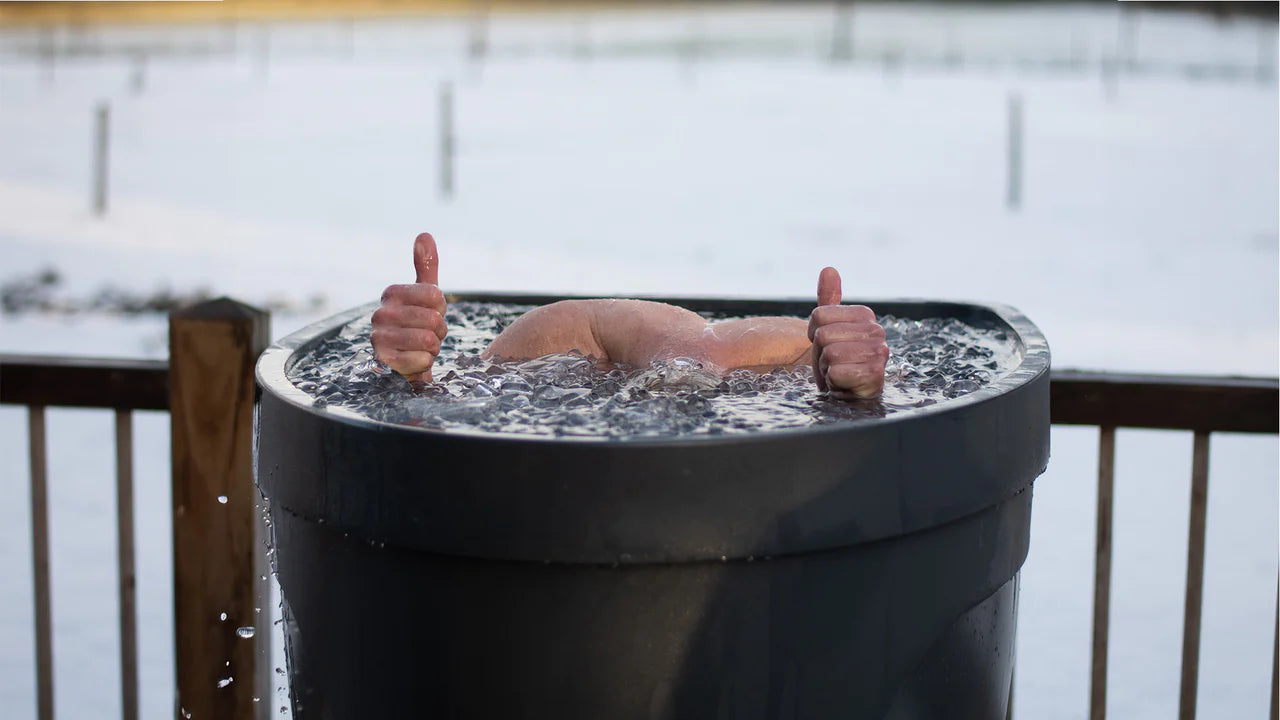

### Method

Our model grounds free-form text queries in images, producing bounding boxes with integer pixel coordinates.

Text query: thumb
[817,266,842,307]
[413,232,439,285]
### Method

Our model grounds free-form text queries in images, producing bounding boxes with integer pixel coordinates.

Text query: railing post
[169,298,270,720]
[116,409,139,720]
[1089,425,1116,720]
[1178,431,1212,720]
[29,405,54,720]
[1271,580,1278,720]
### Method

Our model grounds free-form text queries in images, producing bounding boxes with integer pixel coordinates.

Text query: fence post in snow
[1006,92,1023,212]
[440,82,455,200]
[130,52,146,94]
[256,25,270,79]
[468,0,490,66]
[574,14,592,61]
[1118,5,1138,73]
[1259,24,1277,85]
[830,0,854,63]
[41,27,56,85]
[93,102,110,216]
[1101,54,1118,102]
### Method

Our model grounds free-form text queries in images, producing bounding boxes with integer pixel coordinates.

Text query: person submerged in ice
[372,233,889,400]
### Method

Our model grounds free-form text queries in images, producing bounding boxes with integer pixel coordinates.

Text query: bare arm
[375,234,886,398]
[483,299,811,372]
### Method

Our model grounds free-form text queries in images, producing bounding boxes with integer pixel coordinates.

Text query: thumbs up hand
[808,267,888,399]
[372,232,448,382]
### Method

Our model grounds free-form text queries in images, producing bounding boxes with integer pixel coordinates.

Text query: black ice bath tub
[255,294,1051,720]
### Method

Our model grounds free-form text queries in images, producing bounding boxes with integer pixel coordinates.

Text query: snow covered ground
[0,3,1275,719]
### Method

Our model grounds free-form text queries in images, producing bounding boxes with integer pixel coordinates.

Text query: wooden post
[680,13,701,84]
[170,298,270,720]
[42,27,55,85]
[1118,5,1138,73]
[256,25,270,79]
[440,82,455,200]
[116,410,139,720]
[468,0,489,66]
[574,14,592,60]
[1006,92,1023,212]
[93,102,110,216]
[131,52,146,94]
[1260,24,1277,85]
[830,0,854,63]
[1101,55,1117,102]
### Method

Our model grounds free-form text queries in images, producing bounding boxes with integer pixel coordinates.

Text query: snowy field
[0,3,1276,719]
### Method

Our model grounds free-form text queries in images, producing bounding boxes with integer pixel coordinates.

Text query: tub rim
[255,292,1050,446]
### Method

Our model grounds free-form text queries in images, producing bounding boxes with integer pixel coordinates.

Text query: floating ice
[287,302,1019,438]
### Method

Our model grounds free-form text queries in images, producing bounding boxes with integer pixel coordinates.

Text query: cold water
[287,302,1019,438]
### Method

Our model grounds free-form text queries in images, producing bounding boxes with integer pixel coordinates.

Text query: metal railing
[2,345,1276,719]
[1050,370,1279,720]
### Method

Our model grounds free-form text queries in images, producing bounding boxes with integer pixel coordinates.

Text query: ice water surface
[287,302,1020,438]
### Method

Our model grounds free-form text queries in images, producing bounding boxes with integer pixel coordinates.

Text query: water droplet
[217,495,228,504]
[217,676,233,688]
[219,612,227,622]
[237,626,256,638]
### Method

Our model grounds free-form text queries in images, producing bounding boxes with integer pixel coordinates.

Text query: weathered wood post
[1007,92,1023,211]
[93,102,110,216]
[830,0,854,63]
[440,82,455,200]
[1259,24,1277,85]
[41,27,56,85]
[256,25,270,79]
[468,0,490,66]
[131,52,146,94]
[170,298,271,720]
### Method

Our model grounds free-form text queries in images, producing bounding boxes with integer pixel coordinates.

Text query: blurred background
[0,1,1275,719]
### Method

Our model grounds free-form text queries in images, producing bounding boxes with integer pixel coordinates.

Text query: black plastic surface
[275,490,1030,720]
[255,295,1050,719]
[256,295,1050,564]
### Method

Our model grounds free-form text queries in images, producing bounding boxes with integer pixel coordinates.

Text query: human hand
[371,232,448,382]
[808,267,888,399]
